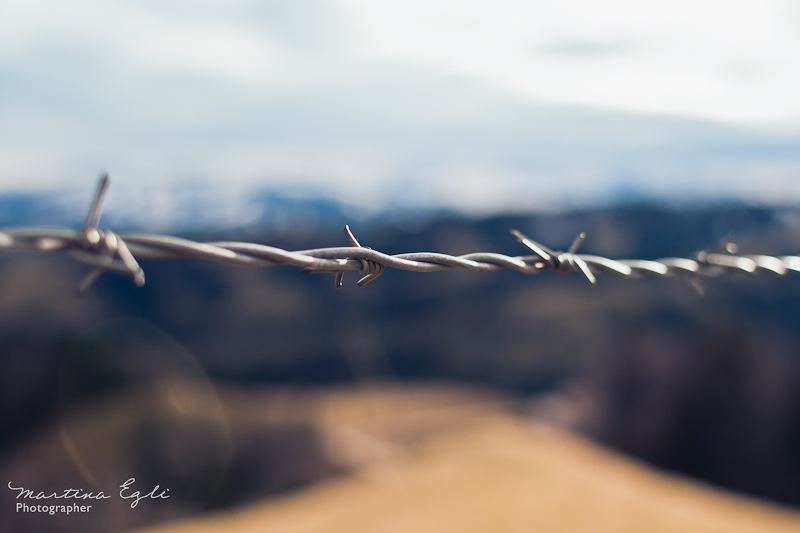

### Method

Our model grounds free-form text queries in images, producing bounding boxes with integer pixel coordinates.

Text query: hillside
[5,382,800,533]
[130,383,800,533]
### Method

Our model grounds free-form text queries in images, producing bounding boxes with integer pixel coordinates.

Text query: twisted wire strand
[1,176,799,292]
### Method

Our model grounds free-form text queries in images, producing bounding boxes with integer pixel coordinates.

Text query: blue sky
[2,0,800,218]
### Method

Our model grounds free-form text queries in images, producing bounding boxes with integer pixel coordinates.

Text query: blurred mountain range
[0,185,448,235]
[3,191,800,510]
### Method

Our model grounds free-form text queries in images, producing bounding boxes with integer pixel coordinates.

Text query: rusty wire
[1,175,799,293]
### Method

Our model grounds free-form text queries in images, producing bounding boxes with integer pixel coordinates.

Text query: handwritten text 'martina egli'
[8,478,170,509]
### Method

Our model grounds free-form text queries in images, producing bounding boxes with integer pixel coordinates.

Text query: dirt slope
[131,384,800,533]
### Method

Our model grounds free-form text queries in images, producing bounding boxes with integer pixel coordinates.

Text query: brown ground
[129,383,800,533]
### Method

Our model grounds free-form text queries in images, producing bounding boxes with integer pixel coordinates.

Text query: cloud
[541,39,637,58]
[1,0,800,215]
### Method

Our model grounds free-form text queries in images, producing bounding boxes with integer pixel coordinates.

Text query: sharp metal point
[568,232,586,255]
[84,174,110,231]
[572,255,597,285]
[510,229,554,262]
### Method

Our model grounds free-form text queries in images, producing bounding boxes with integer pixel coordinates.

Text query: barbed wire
[1,175,799,294]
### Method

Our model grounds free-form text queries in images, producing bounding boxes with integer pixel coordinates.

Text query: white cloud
[343,0,800,124]
[1,0,800,215]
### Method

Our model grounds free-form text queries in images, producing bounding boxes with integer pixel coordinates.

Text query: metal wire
[1,176,799,293]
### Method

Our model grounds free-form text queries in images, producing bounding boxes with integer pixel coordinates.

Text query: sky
[2,0,800,220]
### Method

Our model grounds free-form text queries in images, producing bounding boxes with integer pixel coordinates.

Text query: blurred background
[3,1,800,532]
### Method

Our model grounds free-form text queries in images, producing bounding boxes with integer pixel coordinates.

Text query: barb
[74,174,145,294]
[511,229,596,284]
[308,225,386,288]
[1,176,799,292]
